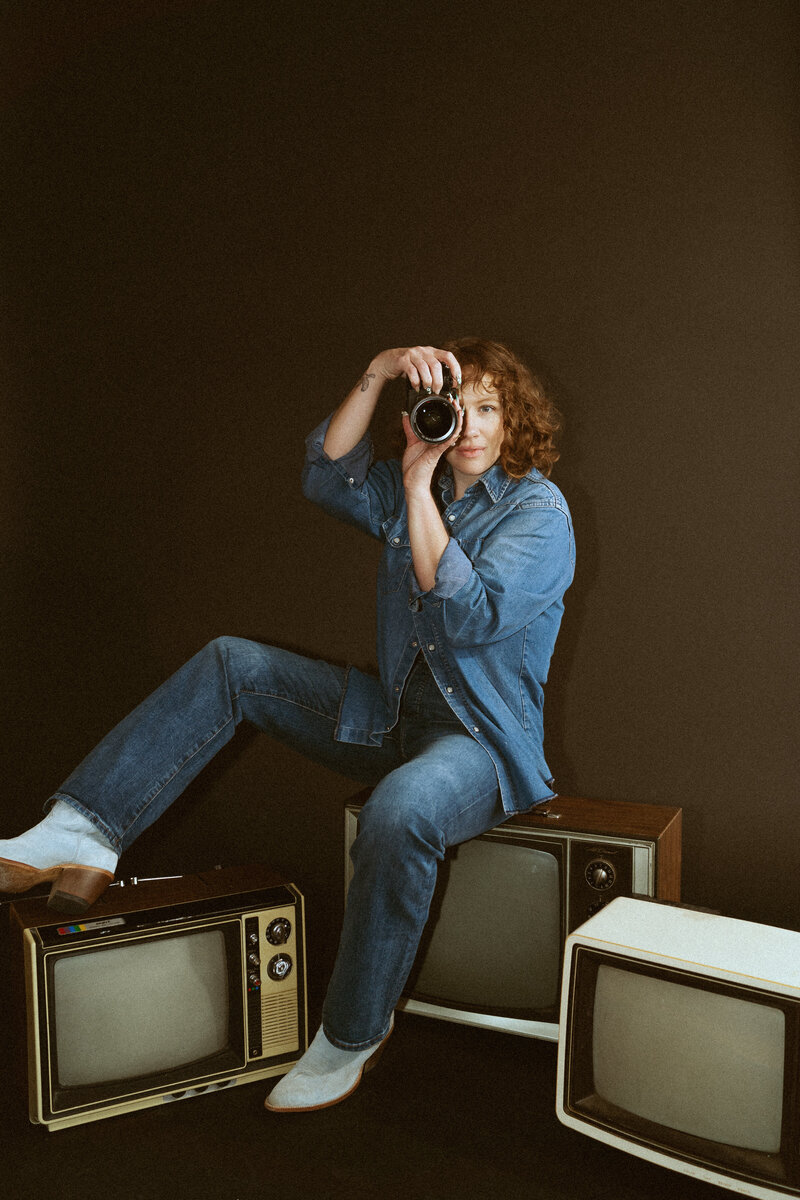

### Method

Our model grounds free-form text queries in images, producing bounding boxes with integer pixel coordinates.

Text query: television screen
[408,839,561,1012]
[591,964,786,1153]
[52,930,231,1087]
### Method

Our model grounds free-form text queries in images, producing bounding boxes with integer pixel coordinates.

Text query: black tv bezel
[562,945,800,1195]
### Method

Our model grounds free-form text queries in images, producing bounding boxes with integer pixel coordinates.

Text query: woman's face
[445,376,505,497]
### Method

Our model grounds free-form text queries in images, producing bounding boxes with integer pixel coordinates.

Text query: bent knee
[205,635,249,657]
[357,782,443,851]
[200,635,264,688]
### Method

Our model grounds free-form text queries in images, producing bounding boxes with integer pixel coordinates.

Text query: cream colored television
[10,865,307,1131]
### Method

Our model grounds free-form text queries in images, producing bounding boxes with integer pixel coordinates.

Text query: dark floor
[2,988,734,1200]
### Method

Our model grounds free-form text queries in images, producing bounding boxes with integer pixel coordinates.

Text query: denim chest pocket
[379,516,412,594]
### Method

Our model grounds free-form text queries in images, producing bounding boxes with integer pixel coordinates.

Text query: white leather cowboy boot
[265,1019,393,1112]
[0,801,118,913]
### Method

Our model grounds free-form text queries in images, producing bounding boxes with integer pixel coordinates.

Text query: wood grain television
[345,792,682,1041]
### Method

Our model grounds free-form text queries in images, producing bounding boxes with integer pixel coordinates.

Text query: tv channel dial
[265,917,292,945]
[585,859,616,890]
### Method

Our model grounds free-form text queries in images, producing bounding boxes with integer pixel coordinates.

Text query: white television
[556,897,800,1198]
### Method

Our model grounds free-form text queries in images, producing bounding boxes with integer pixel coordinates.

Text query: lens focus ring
[409,395,458,443]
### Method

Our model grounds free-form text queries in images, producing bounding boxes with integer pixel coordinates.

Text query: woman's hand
[373,345,462,394]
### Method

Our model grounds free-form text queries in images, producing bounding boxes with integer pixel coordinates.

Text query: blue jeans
[51,638,504,1049]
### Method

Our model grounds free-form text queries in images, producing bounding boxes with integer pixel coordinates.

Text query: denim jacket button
[446,686,454,694]
[427,643,435,651]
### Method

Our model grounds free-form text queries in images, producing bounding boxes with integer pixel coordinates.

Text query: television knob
[267,953,293,981]
[248,931,259,946]
[248,952,260,968]
[586,860,615,890]
[266,918,292,945]
[248,972,261,988]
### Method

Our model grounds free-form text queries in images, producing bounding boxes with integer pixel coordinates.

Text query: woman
[0,339,574,1112]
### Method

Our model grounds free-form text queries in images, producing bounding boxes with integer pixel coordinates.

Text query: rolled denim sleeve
[302,414,403,539]
[304,414,373,488]
[409,538,474,599]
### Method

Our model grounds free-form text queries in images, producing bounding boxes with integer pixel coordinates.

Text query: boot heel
[365,1025,393,1074]
[48,866,114,915]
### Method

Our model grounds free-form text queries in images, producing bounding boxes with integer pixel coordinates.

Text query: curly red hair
[444,337,561,479]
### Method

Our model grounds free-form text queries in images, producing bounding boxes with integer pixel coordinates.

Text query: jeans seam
[235,688,339,722]
[120,713,235,841]
[518,625,528,731]
[336,666,352,733]
[440,783,502,844]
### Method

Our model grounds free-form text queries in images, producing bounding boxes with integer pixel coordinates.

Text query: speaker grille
[261,991,298,1050]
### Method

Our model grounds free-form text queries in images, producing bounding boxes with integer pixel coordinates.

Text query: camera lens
[409,396,458,443]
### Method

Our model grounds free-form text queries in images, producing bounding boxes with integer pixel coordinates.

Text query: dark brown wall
[3,1,798,980]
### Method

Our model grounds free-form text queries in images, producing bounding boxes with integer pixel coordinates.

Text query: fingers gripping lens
[407,366,459,443]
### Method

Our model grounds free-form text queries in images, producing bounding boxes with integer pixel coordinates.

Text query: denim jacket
[302,415,575,815]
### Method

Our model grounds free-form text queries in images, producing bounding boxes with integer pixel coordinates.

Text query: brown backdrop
[3,0,798,986]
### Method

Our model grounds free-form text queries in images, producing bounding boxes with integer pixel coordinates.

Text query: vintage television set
[344,792,682,1040]
[9,864,307,1131]
[556,897,800,1199]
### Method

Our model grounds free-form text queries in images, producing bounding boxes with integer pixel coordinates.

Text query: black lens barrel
[409,395,458,443]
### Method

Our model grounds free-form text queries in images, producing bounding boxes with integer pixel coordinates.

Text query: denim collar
[437,461,514,505]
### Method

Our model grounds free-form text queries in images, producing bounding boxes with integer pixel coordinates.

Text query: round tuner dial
[586,859,616,890]
[265,917,292,946]
[267,953,293,982]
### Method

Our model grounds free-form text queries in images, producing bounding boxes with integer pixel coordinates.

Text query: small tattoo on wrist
[360,372,376,392]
